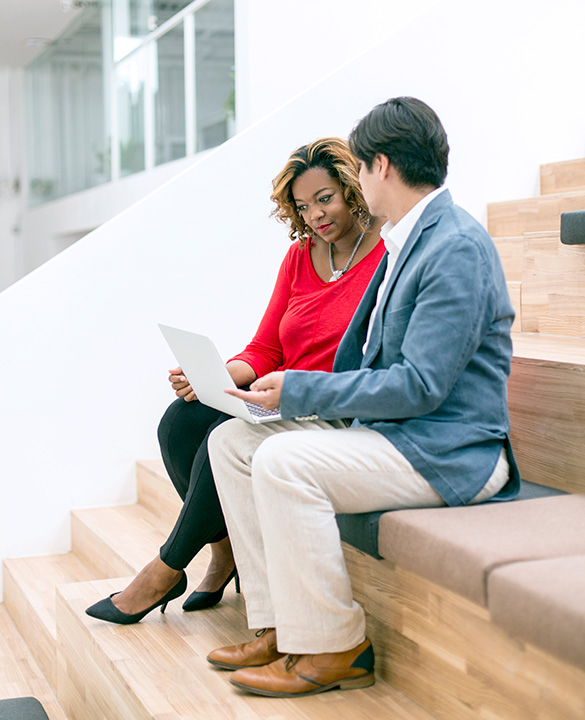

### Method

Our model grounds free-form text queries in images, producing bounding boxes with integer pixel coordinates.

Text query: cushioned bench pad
[489,555,585,671]
[337,479,566,560]
[0,697,49,719]
[377,494,585,606]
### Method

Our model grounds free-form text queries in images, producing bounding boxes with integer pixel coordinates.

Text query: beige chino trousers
[208,418,509,655]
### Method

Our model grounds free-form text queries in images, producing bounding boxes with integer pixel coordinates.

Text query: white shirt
[363,186,447,354]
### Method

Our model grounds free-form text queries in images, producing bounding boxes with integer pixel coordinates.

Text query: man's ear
[376,153,391,180]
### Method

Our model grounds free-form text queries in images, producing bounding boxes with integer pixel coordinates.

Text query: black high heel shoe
[85,571,188,625]
[182,567,240,612]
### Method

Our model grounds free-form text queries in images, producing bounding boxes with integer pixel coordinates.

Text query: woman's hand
[168,367,197,402]
[225,371,284,410]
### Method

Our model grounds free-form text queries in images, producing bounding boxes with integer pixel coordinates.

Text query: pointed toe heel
[182,568,238,612]
[85,571,187,625]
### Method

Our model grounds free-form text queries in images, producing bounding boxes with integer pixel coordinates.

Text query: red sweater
[230,239,385,377]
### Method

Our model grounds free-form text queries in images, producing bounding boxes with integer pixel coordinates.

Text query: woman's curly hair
[271,137,372,246]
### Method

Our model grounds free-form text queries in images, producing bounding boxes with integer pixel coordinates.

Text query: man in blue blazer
[206,97,520,697]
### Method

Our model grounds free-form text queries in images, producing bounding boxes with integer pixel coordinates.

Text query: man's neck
[386,183,436,226]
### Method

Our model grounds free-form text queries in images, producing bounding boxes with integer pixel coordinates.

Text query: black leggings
[157,398,232,570]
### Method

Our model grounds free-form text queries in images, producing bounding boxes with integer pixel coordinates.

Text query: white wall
[1,0,585,597]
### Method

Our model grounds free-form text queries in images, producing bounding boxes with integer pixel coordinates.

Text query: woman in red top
[86,138,385,624]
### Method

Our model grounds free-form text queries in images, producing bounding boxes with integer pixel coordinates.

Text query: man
[206,97,520,698]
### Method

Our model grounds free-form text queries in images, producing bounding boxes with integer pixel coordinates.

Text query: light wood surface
[343,546,585,720]
[493,235,524,281]
[487,190,585,238]
[540,158,585,195]
[56,575,434,720]
[71,503,171,579]
[2,555,93,689]
[0,605,67,720]
[508,359,585,493]
[137,458,182,523]
[507,281,522,331]
[520,232,585,336]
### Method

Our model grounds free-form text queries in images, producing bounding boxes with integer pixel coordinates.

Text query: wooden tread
[137,458,181,523]
[71,504,172,579]
[3,555,93,688]
[56,577,435,720]
[540,158,585,195]
[487,189,585,238]
[0,605,67,720]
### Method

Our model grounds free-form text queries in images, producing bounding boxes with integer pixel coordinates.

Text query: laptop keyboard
[245,401,281,418]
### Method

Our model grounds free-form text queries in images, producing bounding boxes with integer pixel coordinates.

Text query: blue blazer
[280,190,520,506]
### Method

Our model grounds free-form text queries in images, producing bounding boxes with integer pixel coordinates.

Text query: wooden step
[71,504,172,579]
[487,190,585,238]
[509,332,585,494]
[540,158,585,195]
[56,577,435,720]
[2,554,93,690]
[519,231,585,336]
[137,458,181,523]
[0,604,67,720]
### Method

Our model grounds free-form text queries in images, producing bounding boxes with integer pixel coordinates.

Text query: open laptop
[158,324,282,424]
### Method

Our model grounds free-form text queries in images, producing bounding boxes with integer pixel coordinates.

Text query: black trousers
[158,398,232,570]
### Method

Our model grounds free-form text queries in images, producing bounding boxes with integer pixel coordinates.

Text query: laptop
[158,324,282,424]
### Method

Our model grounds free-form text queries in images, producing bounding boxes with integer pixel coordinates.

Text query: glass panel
[155,24,186,166]
[25,7,107,206]
[195,0,235,152]
[113,0,193,61]
[116,48,147,177]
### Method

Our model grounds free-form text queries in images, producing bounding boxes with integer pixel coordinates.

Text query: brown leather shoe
[229,638,375,697]
[207,628,285,670]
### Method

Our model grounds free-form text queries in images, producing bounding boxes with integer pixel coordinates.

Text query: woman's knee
[158,398,220,452]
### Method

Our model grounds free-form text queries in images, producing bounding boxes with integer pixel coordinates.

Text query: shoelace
[285,654,300,672]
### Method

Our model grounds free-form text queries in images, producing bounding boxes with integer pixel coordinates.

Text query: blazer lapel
[333,252,388,372]
[361,190,453,367]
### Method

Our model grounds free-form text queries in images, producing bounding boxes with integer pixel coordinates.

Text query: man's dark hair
[349,97,449,189]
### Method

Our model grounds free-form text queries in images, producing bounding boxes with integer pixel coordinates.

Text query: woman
[86,137,385,624]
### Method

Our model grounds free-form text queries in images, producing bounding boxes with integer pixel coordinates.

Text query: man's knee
[251,433,307,490]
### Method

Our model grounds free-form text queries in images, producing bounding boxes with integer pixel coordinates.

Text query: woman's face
[291,166,356,244]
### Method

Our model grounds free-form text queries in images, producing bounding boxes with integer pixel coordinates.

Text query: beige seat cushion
[489,555,585,671]
[378,494,585,606]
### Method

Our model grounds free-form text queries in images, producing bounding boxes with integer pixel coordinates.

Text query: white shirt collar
[381,186,447,255]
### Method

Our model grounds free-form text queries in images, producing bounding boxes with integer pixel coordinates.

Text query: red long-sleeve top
[230,238,385,377]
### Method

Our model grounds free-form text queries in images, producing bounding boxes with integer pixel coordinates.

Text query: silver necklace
[328,231,365,282]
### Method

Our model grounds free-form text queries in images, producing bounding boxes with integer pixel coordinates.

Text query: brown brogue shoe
[229,637,375,697]
[207,628,285,670]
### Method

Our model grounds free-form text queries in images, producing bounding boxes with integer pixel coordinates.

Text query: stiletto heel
[182,567,238,611]
[85,571,187,625]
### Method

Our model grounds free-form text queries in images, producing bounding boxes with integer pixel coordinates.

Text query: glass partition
[116,48,147,177]
[26,7,107,205]
[155,24,186,166]
[194,0,235,151]
[25,0,235,205]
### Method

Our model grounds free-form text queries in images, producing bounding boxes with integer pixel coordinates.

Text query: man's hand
[168,367,197,402]
[225,371,284,410]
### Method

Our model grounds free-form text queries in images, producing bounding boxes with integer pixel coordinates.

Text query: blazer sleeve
[280,233,497,421]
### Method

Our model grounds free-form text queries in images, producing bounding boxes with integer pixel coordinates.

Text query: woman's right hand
[168,367,197,402]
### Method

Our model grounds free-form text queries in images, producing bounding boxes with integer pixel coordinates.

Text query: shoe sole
[206,655,285,671]
[230,671,375,697]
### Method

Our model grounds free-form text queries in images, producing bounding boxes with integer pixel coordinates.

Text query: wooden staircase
[1,460,435,720]
[2,157,585,719]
